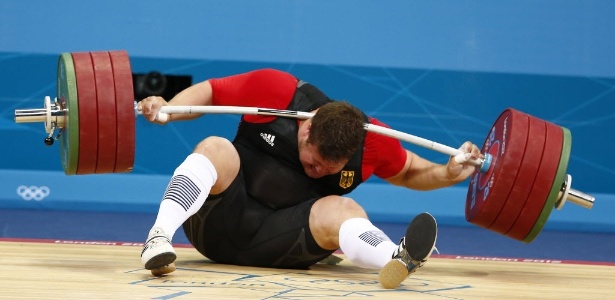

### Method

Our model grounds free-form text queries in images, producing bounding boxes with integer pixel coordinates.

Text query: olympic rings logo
[16,185,51,201]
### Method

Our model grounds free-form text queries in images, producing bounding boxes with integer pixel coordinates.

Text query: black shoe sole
[404,212,437,261]
[379,212,438,289]
[144,252,177,270]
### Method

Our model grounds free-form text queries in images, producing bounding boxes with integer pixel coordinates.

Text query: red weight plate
[488,116,546,234]
[90,51,117,173]
[466,109,529,229]
[71,52,98,174]
[505,122,563,241]
[109,50,135,173]
[523,127,572,243]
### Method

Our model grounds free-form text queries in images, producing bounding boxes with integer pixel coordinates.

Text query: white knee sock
[339,218,397,269]
[152,153,218,240]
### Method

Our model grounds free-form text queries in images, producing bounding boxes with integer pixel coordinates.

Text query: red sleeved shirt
[210,68,408,181]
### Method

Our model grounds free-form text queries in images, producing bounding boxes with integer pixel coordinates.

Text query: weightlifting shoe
[379,212,437,289]
[141,227,177,272]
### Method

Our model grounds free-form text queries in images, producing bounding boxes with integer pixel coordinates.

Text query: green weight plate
[523,127,572,243]
[57,53,79,175]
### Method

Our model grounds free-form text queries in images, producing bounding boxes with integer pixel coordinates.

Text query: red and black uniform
[183,69,407,268]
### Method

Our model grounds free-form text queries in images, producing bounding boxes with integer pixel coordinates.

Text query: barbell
[13,50,595,243]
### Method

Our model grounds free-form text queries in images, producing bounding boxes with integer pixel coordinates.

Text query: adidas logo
[260,133,276,146]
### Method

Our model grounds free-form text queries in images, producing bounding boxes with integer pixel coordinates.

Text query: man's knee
[192,136,240,194]
[194,136,232,154]
[309,196,368,249]
[317,196,367,219]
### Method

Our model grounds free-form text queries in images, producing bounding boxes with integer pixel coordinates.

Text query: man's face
[298,141,346,178]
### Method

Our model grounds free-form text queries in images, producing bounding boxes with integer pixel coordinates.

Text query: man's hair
[307,101,365,163]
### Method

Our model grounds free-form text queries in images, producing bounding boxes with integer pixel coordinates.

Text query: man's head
[298,101,365,178]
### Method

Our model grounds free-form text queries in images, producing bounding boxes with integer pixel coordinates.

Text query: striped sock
[339,218,397,269]
[152,153,217,240]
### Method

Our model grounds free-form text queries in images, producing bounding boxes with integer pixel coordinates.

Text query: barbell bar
[17,100,491,168]
[12,50,595,243]
[153,105,492,169]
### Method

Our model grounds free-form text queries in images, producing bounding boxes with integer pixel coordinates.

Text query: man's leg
[184,193,337,269]
[309,196,437,288]
[141,136,239,272]
[310,196,398,268]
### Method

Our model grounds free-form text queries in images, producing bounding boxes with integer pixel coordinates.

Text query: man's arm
[384,142,481,190]
[137,68,297,124]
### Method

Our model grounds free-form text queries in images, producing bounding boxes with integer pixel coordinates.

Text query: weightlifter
[137,68,482,288]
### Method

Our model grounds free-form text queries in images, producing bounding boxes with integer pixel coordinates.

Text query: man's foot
[379,212,437,289]
[150,262,177,277]
[141,227,177,273]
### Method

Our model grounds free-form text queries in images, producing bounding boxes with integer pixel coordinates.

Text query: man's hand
[446,141,483,182]
[137,96,169,124]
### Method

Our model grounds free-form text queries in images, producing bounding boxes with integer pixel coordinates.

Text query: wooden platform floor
[1,239,614,299]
